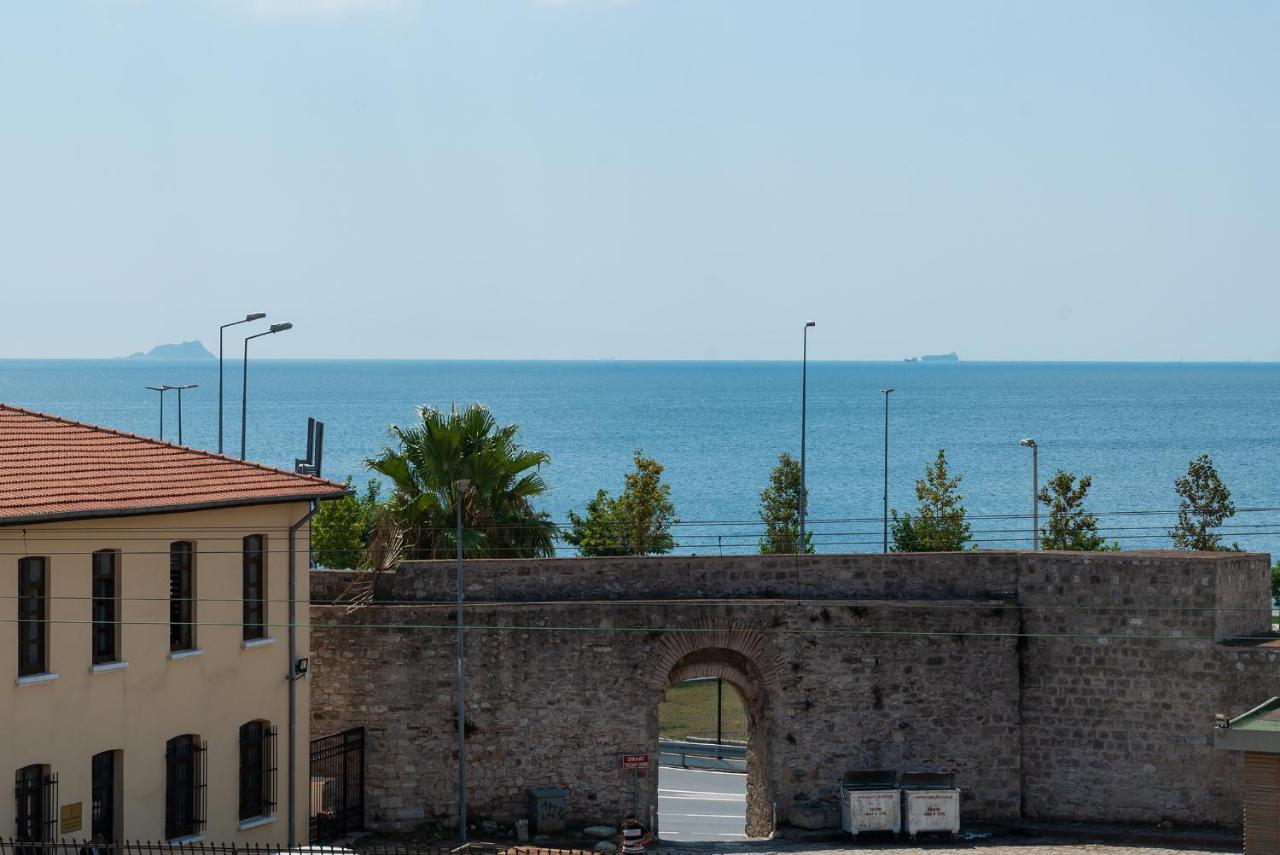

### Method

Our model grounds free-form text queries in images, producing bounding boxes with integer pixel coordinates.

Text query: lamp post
[169,384,199,445]
[798,321,816,553]
[240,322,293,460]
[881,388,894,553]
[220,313,266,454]
[145,386,169,440]
[454,479,472,842]
[1020,438,1038,549]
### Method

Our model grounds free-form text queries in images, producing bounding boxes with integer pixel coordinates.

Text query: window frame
[14,764,57,843]
[91,750,120,843]
[238,720,277,821]
[92,549,121,665]
[169,542,197,653]
[164,734,206,841]
[242,535,267,641]
[17,557,49,677]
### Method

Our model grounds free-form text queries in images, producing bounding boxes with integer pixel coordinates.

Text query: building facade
[0,404,347,845]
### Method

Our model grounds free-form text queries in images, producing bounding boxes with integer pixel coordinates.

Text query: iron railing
[309,727,365,842]
[0,843,723,855]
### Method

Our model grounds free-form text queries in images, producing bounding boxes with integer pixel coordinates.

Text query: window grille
[164,736,206,840]
[169,542,196,652]
[92,550,119,664]
[13,766,56,843]
[91,751,117,843]
[238,722,277,820]
[17,558,47,677]
[242,535,266,641]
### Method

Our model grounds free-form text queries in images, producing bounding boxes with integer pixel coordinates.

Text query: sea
[2,359,1278,559]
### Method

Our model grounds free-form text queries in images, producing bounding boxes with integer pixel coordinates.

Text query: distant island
[125,341,216,360]
[904,352,960,363]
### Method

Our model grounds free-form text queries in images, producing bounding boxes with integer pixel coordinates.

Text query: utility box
[900,772,960,839]
[528,786,569,833]
[839,770,900,836]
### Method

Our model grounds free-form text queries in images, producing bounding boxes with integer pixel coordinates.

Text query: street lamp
[168,384,199,445]
[145,386,169,440]
[454,479,472,842]
[881,388,894,553]
[1020,438,1038,550]
[220,313,266,454]
[798,321,816,553]
[240,322,293,460]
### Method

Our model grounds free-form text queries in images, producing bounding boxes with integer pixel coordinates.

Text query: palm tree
[366,403,556,558]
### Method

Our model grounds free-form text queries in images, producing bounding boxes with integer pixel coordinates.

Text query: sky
[0,1,1277,361]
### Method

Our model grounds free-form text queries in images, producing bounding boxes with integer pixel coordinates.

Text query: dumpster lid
[529,786,568,798]
[899,772,955,789]
[840,770,896,790]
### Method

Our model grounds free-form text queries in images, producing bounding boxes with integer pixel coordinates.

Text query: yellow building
[0,404,349,846]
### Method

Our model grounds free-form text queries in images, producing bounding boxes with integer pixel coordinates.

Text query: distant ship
[905,352,959,363]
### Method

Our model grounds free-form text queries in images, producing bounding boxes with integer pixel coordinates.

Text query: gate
[309,727,365,842]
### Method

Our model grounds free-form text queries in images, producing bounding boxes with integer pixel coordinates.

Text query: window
[238,721,277,821]
[14,764,56,842]
[92,550,120,664]
[170,542,196,652]
[17,557,48,677]
[164,735,205,840]
[242,535,266,641]
[91,751,119,842]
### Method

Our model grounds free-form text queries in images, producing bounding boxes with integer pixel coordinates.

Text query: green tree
[890,449,971,552]
[757,451,813,554]
[1036,471,1118,551]
[310,478,384,569]
[1170,453,1239,551]
[366,403,556,559]
[565,451,677,556]
[1271,559,1280,608]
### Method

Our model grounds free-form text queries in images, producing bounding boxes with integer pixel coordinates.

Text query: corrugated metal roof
[0,403,350,525]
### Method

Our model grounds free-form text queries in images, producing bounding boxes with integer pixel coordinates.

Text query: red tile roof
[0,404,351,525]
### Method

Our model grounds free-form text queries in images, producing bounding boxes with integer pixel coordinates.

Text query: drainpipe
[288,500,318,848]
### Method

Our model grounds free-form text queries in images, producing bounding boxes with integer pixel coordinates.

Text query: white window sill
[238,815,276,831]
[166,835,206,846]
[241,637,276,649]
[16,672,58,687]
[91,661,129,674]
[168,649,205,661]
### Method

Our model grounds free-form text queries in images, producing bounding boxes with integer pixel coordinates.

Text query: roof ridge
[0,402,346,491]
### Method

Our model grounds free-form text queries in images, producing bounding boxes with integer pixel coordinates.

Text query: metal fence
[309,727,365,842]
[1,843,717,855]
[657,678,747,744]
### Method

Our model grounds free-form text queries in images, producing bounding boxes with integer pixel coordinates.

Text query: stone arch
[646,625,781,838]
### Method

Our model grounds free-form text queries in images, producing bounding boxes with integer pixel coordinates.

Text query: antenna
[295,418,325,477]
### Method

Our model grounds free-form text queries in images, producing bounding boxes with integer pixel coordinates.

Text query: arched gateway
[644,625,782,837]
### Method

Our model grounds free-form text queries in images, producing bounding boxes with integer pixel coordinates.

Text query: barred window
[238,721,277,820]
[242,535,266,641]
[17,557,48,677]
[91,750,119,842]
[170,542,196,652]
[14,764,56,842]
[164,735,206,840]
[92,550,120,664]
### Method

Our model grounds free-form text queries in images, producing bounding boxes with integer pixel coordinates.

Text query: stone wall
[309,550,1272,835]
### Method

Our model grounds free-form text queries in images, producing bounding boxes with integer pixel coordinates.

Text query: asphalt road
[657,766,747,842]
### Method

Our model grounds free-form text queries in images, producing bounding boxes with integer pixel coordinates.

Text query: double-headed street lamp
[881,388,894,553]
[1020,438,1039,549]
[169,384,199,445]
[240,322,293,460]
[220,313,266,454]
[145,386,169,440]
[798,321,816,552]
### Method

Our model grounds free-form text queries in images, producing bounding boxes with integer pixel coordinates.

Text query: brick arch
[647,625,781,838]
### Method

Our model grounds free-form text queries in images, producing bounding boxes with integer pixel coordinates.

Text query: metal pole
[287,502,316,848]
[715,677,723,745]
[159,391,165,441]
[241,337,250,460]
[1032,444,1039,550]
[176,388,184,445]
[456,485,468,841]
[218,325,225,454]
[881,388,893,553]
[798,322,815,552]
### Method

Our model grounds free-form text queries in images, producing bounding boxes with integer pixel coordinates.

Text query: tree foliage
[565,451,677,556]
[757,451,813,554]
[1169,453,1239,551]
[310,478,384,569]
[1036,471,1118,551]
[1271,560,1280,608]
[890,449,971,552]
[366,403,556,559]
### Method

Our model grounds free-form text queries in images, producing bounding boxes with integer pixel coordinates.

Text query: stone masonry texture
[308,551,1274,836]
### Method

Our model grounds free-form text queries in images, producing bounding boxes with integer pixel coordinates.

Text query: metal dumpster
[900,772,959,839]
[528,786,569,833]
[839,770,900,836]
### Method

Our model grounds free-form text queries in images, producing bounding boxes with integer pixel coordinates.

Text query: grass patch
[659,678,748,742]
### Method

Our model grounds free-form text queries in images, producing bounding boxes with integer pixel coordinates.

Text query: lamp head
[269,322,293,333]
[145,386,166,392]
[246,312,266,322]
[882,387,895,394]
[1020,438,1037,448]
[805,321,816,328]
